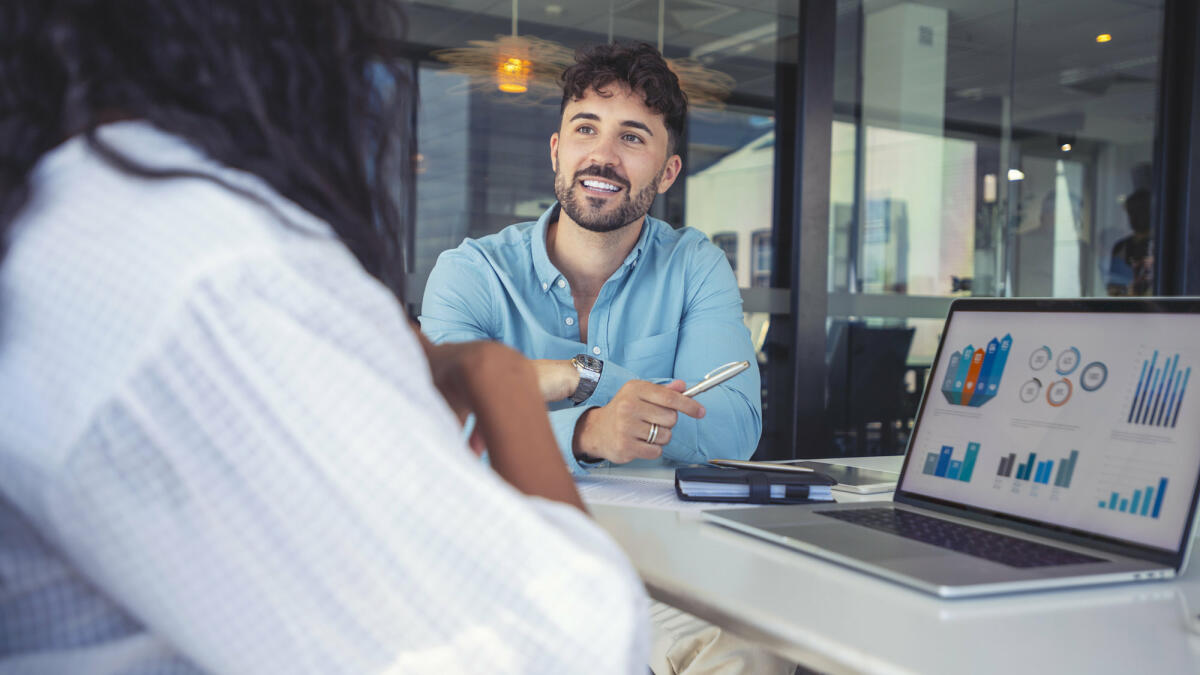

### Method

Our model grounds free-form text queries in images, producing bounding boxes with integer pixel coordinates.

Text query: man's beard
[554,163,664,233]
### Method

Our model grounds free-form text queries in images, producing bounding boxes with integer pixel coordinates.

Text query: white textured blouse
[0,122,648,674]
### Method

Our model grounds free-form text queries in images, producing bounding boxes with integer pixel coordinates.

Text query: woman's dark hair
[559,42,687,155]
[0,0,412,296]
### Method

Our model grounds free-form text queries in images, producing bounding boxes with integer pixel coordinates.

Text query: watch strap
[569,354,603,403]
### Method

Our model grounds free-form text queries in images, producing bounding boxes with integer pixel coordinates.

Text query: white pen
[683,360,751,397]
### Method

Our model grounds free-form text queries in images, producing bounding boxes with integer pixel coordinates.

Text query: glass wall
[404,1,799,452]
[825,0,1164,455]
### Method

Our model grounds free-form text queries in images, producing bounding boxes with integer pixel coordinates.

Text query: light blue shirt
[420,204,761,473]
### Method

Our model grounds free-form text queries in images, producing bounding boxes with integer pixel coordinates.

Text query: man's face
[550,85,681,233]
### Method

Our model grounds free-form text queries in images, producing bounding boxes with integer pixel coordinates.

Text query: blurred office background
[398,0,1200,459]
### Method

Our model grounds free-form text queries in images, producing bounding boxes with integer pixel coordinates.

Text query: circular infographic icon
[1046,378,1073,407]
[1055,346,1081,375]
[1029,346,1052,370]
[1080,361,1108,392]
[1019,378,1043,403]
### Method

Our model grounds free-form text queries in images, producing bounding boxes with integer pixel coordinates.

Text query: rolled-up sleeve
[657,242,761,463]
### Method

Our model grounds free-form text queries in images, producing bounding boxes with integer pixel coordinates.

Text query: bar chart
[922,442,980,482]
[1097,478,1168,519]
[1127,350,1191,429]
[940,334,1012,408]
[996,449,1079,488]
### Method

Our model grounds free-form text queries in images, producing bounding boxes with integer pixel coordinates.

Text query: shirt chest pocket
[619,329,679,378]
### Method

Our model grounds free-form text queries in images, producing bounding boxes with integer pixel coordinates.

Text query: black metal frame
[760,0,835,460]
[1153,0,1200,296]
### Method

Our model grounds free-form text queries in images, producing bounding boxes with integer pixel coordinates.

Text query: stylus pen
[683,360,751,397]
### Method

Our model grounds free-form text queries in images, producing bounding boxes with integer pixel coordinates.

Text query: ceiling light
[434,0,735,109]
[983,174,997,203]
[1008,169,1025,181]
[497,57,531,93]
[1096,34,1112,43]
[1061,143,1072,152]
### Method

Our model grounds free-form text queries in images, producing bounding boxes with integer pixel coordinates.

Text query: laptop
[704,298,1200,597]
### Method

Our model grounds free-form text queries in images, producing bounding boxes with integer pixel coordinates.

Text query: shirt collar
[531,202,658,293]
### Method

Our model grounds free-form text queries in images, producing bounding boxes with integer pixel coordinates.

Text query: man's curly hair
[560,42,687,155]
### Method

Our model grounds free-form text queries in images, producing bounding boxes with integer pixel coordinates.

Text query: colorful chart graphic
[1029,346,1051,370]
[1056,347,1081,375]
[1019,347,1107,407]
[1080,362,1108,391]
[1046,379,1073,407]
[1127,350,1191,428]
[941,334,1012,407]
[1098,478,1168,518]
[922,442,980,482]
[996,449,1079,488]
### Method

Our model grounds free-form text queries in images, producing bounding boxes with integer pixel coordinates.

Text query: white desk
[586,458,1200,674]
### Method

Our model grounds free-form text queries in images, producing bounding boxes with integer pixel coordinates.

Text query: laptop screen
[899,300,1200,555]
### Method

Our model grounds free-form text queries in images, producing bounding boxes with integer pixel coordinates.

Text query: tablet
[792,461,899,494]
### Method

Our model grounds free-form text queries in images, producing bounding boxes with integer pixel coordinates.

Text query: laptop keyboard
[816,508,1105,568]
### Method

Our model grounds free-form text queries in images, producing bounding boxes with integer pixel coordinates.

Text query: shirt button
[592,346,601,355]
[557,279,567,288]
[565,317,575,326]
[542,282,548,291]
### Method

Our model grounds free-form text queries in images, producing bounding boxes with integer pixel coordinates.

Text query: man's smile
[580,178,623,194]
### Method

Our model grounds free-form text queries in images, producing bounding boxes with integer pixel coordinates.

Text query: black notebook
[675,466,837,504]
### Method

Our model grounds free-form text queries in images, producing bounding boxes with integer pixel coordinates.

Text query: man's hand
[572,379,706,464]
[532,359,579,402]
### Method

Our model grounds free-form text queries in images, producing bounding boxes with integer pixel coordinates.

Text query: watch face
[576,355,602,372]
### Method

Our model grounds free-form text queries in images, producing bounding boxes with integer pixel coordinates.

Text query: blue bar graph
[1013,449,1078,489]
[1098,477,1169,519]
[1128,350,1190,428]
[1053,450,1079,488]
[923,443,980,482]
[935,446,952,476]
[1033,460,1054,484]
[1016,452,1035,481]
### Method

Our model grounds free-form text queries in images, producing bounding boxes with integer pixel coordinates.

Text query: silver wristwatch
[569,354,603,403]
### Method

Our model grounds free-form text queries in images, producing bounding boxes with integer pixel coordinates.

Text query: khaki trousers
[648,601,795,675]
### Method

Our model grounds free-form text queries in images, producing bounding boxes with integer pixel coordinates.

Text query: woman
[0,2,647,672]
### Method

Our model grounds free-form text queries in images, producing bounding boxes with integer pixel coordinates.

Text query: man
[1107,188,1153,296]
[421,42,761,471]
[0,2,647,672]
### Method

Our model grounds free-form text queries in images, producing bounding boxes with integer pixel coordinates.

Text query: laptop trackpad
[771,524,938,562]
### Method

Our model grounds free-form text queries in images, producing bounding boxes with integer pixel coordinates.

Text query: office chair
[826,321,916,456]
